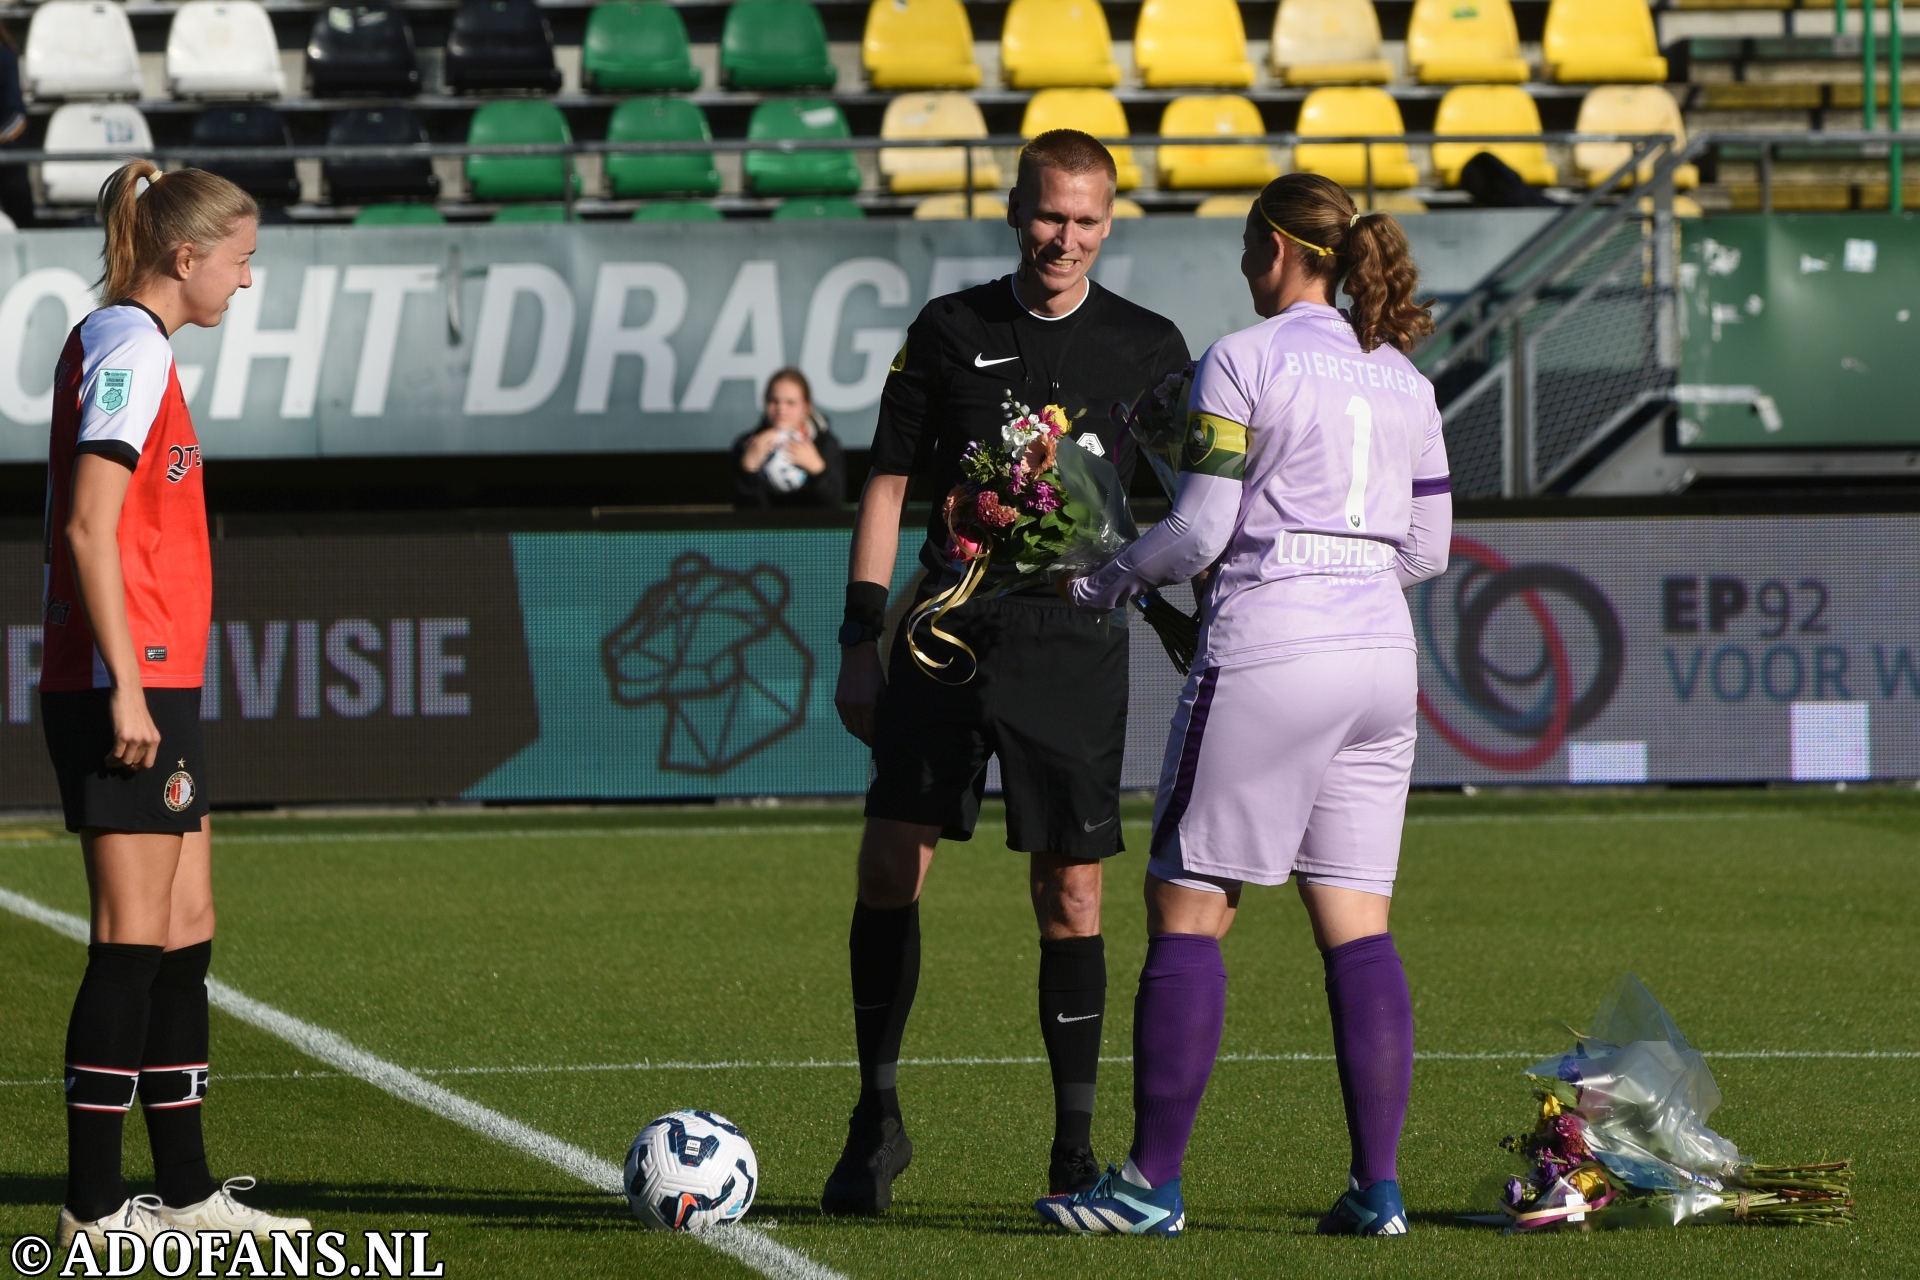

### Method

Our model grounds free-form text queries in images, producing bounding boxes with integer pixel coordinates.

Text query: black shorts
[42,688,211,835]
[867,591,1128,859]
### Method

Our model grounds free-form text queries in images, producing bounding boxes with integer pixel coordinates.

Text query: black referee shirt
[869,277,1192,581]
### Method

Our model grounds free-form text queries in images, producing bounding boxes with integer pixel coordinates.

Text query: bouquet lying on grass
[1493,974,1852,1231]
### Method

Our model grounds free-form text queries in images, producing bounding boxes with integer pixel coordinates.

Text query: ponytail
[96,161,258,304]
[1251,174,1435,354]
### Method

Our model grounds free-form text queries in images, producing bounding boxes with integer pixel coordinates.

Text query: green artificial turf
[1,788,1916,1278]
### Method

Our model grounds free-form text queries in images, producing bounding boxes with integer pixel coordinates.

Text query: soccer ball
[624,1109,758,1231]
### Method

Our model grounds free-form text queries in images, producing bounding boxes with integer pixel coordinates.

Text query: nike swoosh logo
[1083,816,1116,832]
[1055,1012,1101,1024]
[974,354,1020,367]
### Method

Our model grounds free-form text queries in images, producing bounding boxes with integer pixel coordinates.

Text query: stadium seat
[743,98,861,196]
[879,92,1001,194]
[1157,95,1280,190]
[1574,85,1697,189]
[1271,0,1393,86]
[355,202,446,224]
[192,104,300,205]
[443,0,561,94]
[307,4,421,98]
[40,103,152,206]
[1543,0,1666,83]
[1111,196,1145,218]
[493,204,571,222]
[722,0,836,90]
[465,100,576,201]
[1135,0,1255,88]
[24,2,144,99]
[1001,0,1120,89]
[1432,85,1557,186]
[913,193,1007,219]
[1020,89,1141,189]
[1293,87,1420,188]
[605,97,721,198]
[324,107,439,204]
[863,0,980,89]
[1406,0,1529,84]
[583,1,702,92]
[168,1,286,98]
[1194,194,1254,217]
[634,200,724,221]
[773,197,867,219]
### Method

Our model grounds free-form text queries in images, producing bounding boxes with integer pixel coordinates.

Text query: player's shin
[848,900,920,1126]
[64,942,163,1222]
[139,940,216,1209]
[1038,934,1105,1190]
[1127,933,1227,1188]
[1323,932,1413,1188]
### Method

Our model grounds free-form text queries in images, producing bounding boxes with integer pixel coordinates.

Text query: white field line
[0,886,845,1280]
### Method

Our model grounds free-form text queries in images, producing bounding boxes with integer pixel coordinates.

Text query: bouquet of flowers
[1493,975,1852,1230]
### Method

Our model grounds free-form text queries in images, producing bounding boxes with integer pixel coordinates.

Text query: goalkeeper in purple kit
[1036,173,1453,1237]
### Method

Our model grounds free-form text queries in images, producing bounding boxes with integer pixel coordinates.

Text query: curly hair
[1251,174,1435,354]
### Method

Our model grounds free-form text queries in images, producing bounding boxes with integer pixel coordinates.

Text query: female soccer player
[42,161,309,1248]
[1036,173,1452,1237]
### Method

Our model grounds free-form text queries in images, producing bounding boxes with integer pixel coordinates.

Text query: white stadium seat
[167,0,287,99]
[41,103,154,206]
[23,2,144,100]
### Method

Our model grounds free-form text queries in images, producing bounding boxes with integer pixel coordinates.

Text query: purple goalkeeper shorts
[1146,646,1418,897]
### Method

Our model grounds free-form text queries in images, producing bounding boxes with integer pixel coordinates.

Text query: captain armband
[1180,412,1249,481]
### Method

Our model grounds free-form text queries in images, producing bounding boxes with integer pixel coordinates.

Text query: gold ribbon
[904,554,990,682]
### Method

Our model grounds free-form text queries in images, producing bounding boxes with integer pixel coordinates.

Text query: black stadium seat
[192,103,301,205]
[442,0,561,94]
[324,107,439,204]
[307,3,421,98]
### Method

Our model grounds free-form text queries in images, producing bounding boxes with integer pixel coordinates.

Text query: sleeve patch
[95,370,133,414]
[1182,412,1248,480]
[889,341,908,373]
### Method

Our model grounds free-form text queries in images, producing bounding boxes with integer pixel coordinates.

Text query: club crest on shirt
[96,369,133,414]
[163,762,195,813]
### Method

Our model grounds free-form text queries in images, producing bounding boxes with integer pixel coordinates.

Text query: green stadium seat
[722,0,836,90]
[744,98,862,196]
[583,1,701,92]
[633,200,725,221]
[772,197,866,219]
[493,203,571,222]
[354,202,447,225]
[466,100,577,201]
[605,97,721,198]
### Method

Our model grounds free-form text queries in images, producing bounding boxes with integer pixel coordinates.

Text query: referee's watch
[837,619,883,647]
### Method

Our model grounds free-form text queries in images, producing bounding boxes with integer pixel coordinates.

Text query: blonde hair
[96,161,258,303]
[1252,174,1435,354]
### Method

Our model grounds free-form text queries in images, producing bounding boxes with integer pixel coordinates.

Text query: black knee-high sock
[65,942,164,1222]
[1038,935,1106,1150]
[849,901,920,1128]
[140,941,216,1209]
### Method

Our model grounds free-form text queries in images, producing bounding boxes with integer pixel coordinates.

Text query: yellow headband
[1259,202,1338,257]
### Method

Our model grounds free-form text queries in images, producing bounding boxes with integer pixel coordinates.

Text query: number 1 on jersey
[1343,395,1373,532]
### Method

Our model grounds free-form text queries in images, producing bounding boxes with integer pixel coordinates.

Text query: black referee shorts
[42,687,211,835]
[866,591,1128,860]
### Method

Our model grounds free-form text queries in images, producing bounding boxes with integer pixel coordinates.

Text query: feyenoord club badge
[163,760,195,812]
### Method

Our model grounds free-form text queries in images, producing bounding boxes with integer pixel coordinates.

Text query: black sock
[65,942,163,1222]
[140,941,216,1209]
[1038,934,1106,1151]
[848,900,919,1128]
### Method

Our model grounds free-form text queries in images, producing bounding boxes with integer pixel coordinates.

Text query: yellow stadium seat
[1543,0,1666,83]
[880,92,1003,193]
[1407,0,1530,83]
[1159,95,1280,189]
[1020,88,1141,189]
[1135,0,1254,88]
[914,192,1008,219]
[1293,87,1420,188]
[1433,85,1557,185]
[1575,85,1697,188]
[1358,191,1429,212]
[1001,0,1120,88]
[1111,196,1146,217]
[863,0,980,89]
[1195,194,1255,217]
[1272,0,1394,85]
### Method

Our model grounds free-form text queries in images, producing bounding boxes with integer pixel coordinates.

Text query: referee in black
[825,130,1191,1214]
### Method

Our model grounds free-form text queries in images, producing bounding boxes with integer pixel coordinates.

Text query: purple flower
[1503,1178,1527,1208]
[1027,481,1061,513]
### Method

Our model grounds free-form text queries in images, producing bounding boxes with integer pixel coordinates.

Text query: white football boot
[155,1177,312,1239]
[56,1194,168,1250]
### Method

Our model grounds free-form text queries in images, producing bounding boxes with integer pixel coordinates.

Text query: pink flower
[947,531,984,561]
[1026,481,1061,513]
[1021,433,1058,478]
[1039,404,1071,436]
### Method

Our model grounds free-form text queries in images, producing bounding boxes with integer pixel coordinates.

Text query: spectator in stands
[0,23,32,229]
[732,367,846,508]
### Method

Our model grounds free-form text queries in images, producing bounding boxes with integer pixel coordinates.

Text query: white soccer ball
[624,1109,758,1231]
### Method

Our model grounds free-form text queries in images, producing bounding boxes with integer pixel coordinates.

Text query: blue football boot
[1034,1164,1185,1236]
[1316,1178,1408,1236]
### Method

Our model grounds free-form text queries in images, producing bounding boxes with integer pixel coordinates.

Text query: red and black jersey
[42,302,210,692]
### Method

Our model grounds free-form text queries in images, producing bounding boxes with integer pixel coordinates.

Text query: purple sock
[1127,933,1227,1187]
[1323,932,1413,1188]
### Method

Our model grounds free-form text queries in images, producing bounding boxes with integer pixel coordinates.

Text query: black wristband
[844,581,888,634]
